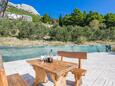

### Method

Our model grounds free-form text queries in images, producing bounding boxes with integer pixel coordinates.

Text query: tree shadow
[21,73,75,86]
[66,80,75,86]
[108,52,115,55]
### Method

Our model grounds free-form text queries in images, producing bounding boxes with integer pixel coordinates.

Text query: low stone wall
[4,12,32,21]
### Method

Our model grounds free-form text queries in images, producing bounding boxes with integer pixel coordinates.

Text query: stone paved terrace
[3,52,115,86]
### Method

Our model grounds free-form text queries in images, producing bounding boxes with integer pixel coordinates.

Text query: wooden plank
[27,59,77,77]
[57,51,87,86]
[0,69,8,86]
[58,51,87,68]
[28,59,77,86]
[51,73,66,86]
[0,55,8,86]
[0,54,28,86]
[58,51,87,59]
[33,66,48,86]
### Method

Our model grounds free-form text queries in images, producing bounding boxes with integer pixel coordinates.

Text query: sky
[10,0,115,19]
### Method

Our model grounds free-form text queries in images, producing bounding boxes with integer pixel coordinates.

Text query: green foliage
[0,19,115,43]
[63,14,72,26]
[41,13,52,24]
[71,9,84,26]
[62,9,105,27]
[49,26,71,41]
[0,0,7,11]
[75,36,87,44]
[89,20,100,29]
[1,7,115,44]
[59,15,63,27]
[104,13,115,28]
[17,22,49,40]
[62,9,84,26]
[85,11,104,24]
[0,19,49,40]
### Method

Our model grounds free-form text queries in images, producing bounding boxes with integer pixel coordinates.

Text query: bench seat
[7,73,27,86]
[0,55,28,86]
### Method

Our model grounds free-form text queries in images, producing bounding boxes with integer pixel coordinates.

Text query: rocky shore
[0,37,115,51]
[0,37,73,47]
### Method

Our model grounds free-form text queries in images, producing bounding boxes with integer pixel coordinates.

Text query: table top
[27,59,77,76]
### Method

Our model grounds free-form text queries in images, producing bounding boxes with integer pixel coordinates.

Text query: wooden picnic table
[27,59,78,86]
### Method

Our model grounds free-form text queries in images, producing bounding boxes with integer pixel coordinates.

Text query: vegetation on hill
[0,8,115,44]
[6,6,41,22]
[59,8,115,28]
[40,13,52,24]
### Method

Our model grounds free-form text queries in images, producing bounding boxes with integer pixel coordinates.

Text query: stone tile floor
[4,52,115,86]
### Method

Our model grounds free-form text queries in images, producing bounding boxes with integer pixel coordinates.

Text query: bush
[49,26,71,42]
[0,19,115,43]
[75,36,87,44]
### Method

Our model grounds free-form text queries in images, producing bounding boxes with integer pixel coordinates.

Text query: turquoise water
[0,45,111,62]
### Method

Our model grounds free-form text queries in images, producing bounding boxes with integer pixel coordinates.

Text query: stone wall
[4,12,32,21]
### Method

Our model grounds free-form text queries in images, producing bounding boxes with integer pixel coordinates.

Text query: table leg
[33,66,48,86]
[51,74,66,86]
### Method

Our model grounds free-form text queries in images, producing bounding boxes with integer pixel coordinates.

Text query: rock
[8,2,40,15]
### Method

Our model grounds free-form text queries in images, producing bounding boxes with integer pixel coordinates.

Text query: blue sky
[10,0,115,19]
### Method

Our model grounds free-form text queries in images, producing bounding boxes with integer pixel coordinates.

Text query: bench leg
[72,72,82,86]
[51,74,66,86]
[75,77,82,86]
[33,66,48,86]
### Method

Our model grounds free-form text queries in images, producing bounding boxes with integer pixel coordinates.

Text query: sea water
[0,45,111,62]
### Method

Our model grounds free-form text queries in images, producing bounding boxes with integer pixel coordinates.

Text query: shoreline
[0,37,114,45]
[0,37,115,51]
[0,37,72,46]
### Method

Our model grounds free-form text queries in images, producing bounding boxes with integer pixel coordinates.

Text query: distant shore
[0,37,73,46]
[0,37,115,51]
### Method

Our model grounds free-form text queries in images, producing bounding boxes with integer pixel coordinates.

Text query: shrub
[75,36,87,44]
[0,19,115,43]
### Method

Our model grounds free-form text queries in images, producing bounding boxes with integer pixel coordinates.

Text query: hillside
[5,2,41,22]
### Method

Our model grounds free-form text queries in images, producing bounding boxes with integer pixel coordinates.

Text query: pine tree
[41,13,52,24]
[59,15,63,27]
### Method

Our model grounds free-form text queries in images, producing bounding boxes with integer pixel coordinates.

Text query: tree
[0,0,8,17]
[83,11,87,26]
[63,8,84,26]
[86,11,104,25]
[59,15,63,27]
[104,13,115,28]
[41,13,52,24]
[89,20,100,29]
[63,14,72,26]
[70,8,84,26]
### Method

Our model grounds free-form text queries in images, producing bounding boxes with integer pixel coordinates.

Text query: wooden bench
[0,55,28,86]
[57,51,87,86]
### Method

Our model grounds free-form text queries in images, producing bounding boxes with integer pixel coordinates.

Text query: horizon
[8,0,115,19]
